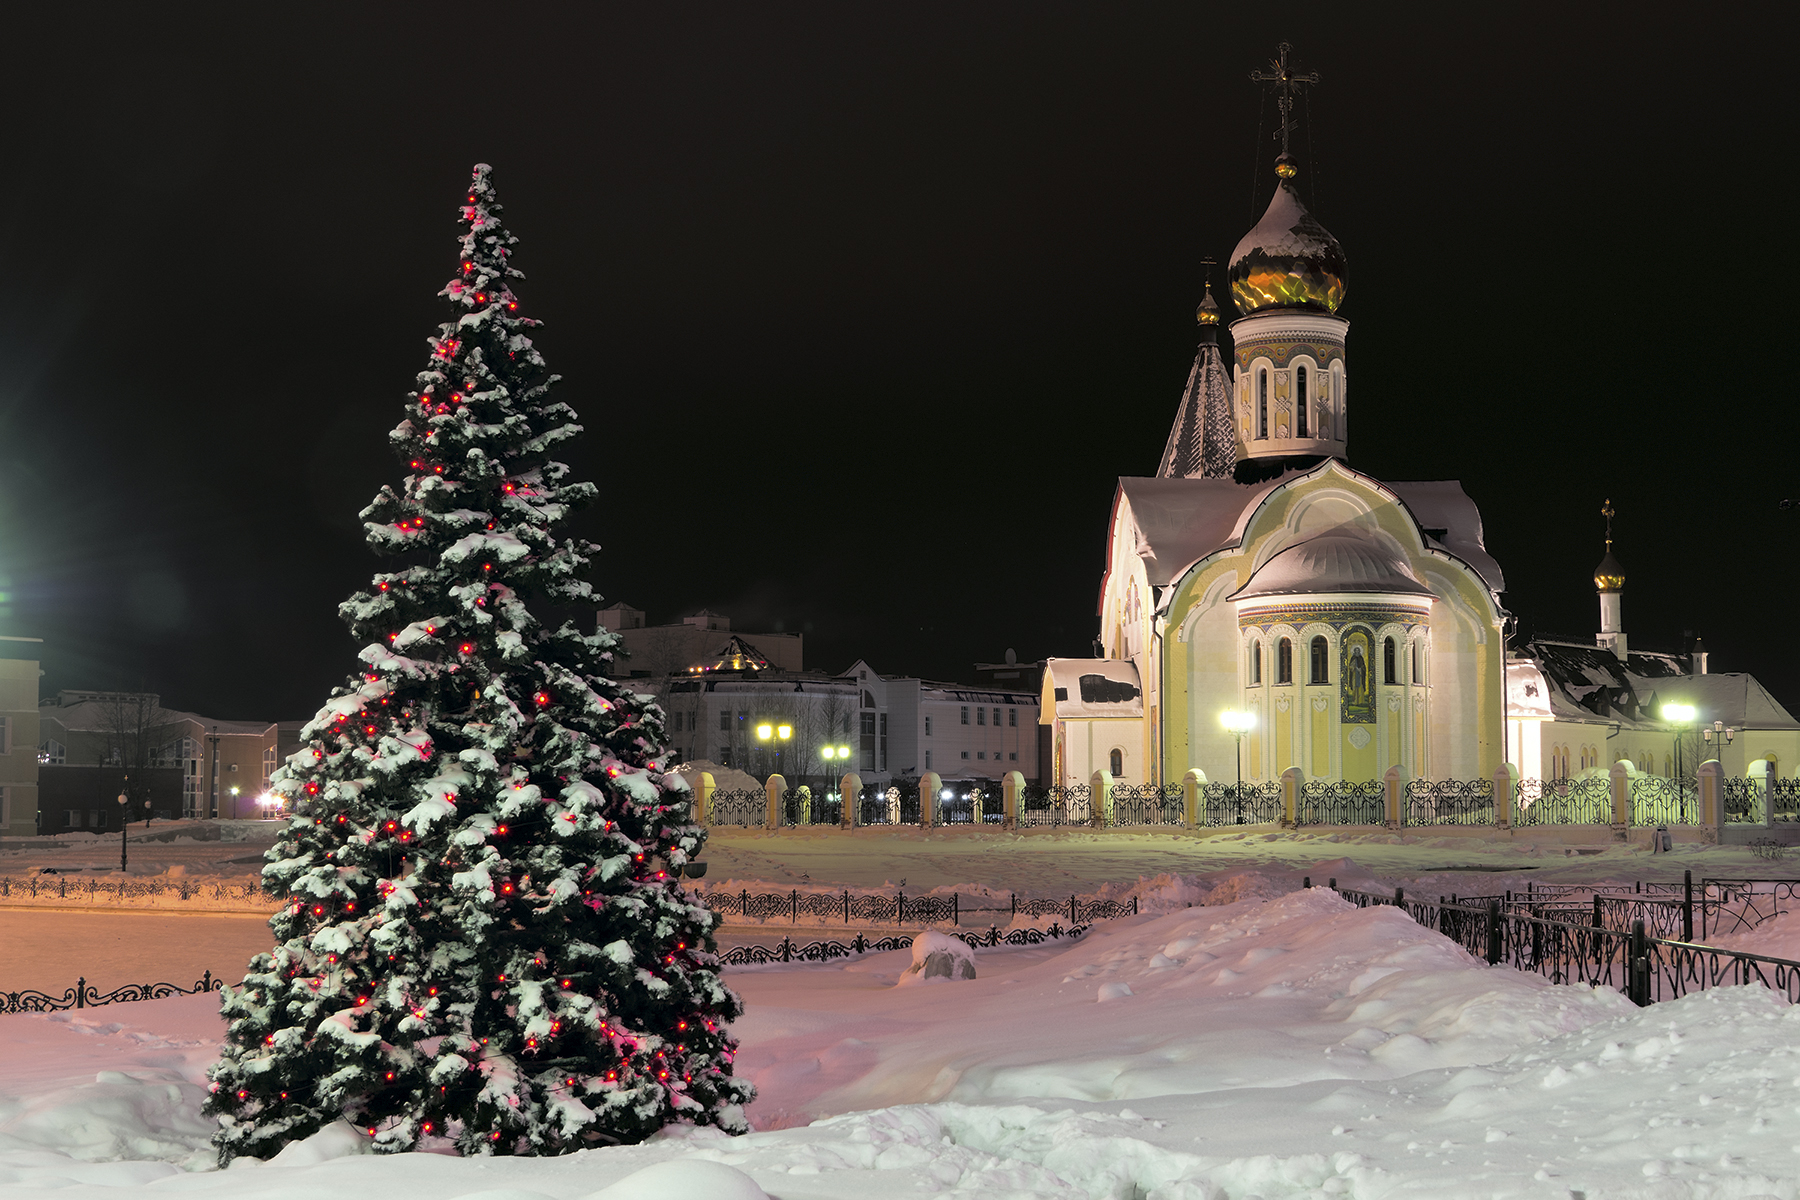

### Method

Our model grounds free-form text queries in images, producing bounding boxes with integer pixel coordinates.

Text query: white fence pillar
[1091,770,1113,827]
[1281,766,1305,826]
[764,773,786,831]
[1697,759,1722,839]
[692,771,716,826]
[1002,770,1024,828]
[1493,762,1518,829]
[1383,764,1407,828]
[840,772,862,829]
[1609,759,1632,830]
[1183,767,1206,829]
[920,771,941,828]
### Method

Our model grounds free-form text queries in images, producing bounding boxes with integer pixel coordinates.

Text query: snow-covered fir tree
[207,164,751,1161]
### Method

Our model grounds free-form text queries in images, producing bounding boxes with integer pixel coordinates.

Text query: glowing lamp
[1220,710,1256,734]
[1661,704,1696,724]
[755,724,773,741]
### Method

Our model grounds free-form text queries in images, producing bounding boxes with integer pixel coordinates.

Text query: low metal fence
[1199,781,1283,826]
[1333,884,1800,1006]
[0,877,269,905]
[1629,775,1696,826]
[1109,783,1185,827]
[2,971,223,1015]
[858,781,923,826]
[718,921,1094,966]
[1700,879,1800,938]
[1513,776,1612,825]
[1723,776,1761,823]
[780,787,841,827]
[1404,778,1495,826]
[708,788,765,826]
[1773,779,1800,821]
[1016,784,1093,827]
[1295,779,1383,826]
[700,887,1137,927]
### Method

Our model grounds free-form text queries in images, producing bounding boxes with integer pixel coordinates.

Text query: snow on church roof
[1043,659,1144,718]
[1115,469,1505,593]
[1229,529,1434,600]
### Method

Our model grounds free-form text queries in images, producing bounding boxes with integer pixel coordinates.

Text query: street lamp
[1662,704,1696,781]
[116,783,130,872]
[755,721,792,779]
[229,785,240,821]
[1703,719,1737,762]
[1220,710,1256,796]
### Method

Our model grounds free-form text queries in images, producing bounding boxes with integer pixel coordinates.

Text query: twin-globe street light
[754,722,792,779]
[1220,710,1256,794]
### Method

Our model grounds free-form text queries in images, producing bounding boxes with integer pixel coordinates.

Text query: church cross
[1602,498,1615,546]
[1250,42,1320,158]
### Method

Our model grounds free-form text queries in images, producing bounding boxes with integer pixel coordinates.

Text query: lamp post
[1220,710,1256,797]
[1703,719,1737,764]
[755,721,792,781]
[116,781,130,872]
[1661,704,1696,824]
[229,785,240,821]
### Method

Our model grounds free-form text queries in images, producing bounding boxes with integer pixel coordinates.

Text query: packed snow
[5,867,1800,1197]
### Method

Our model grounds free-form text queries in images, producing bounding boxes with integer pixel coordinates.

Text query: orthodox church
[1040,79,1798,794]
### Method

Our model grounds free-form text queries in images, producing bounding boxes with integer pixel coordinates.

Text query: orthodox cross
[1250,42,1319,157]
[1602,498,1615,547]
[1199,255,1217,286]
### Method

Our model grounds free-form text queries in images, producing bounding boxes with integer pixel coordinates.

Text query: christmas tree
[206,164,752,1161]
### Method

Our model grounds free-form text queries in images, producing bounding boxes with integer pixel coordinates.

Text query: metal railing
[1513,776,1612,825]
[1295,779,1383,826]
[700,887,1138,928]
[1404,778,1495,826]
[1109,783,1185,827]
[1016,784,1093,827]
[0,877,269,905]
[1723,776,1761,822]
[1629,775,1696,826]
[718,921,1094,966]
[708,788,765,826]
[1333,884,1800,1006]
[2,970,223,1015]
[1199,781,1283,826]
[780,787,841,827]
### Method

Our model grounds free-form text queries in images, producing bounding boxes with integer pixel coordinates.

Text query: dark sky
[0,3,1794,721]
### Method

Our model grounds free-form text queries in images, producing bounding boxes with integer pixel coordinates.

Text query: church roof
[1114,466,1505,593]
[1043,659,1143,718]
[1229,529,1434,600]
[1522,639,1800,731]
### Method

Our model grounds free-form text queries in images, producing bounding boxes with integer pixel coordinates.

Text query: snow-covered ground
[5,875,1800,1197]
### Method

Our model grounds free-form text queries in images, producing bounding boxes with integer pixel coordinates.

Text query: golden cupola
[1229,155,1347,315]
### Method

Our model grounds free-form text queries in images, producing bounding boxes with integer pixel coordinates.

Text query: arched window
[1295,365,1309,438]
[1109,748,1123,778]
[1382,637,1396,685]
[1277,637,1293,684]
[1309,636,1330,684]
[1411,642,1423,684]
[1257,369,1269,439]
[1250,639,1262,685]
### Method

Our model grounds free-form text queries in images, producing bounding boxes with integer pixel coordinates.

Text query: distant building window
[720,711,731,731]
[1277,638,1293,684]
[977,707,986,726]
[1250,640,1262,685]
[39,739,66,765]
[925,716,933,736]
[1310,636,1329,684]
[977,751,986,760]
[960,707,969,725]
[879,713,888,770]
[1296,365,1309,438]
[862,690,875,708]
[1109,748,1123,778]
[1008,752,1018,761]
[925,750,932,769]
[1383,637,1396,685]
[1008,708,1017,727]
[65,810,78,827]
[0,716,9,754]
[991,707,1000,726]
[960,750,970,760]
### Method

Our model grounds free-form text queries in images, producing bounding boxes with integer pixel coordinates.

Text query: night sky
[1,4,1793,722]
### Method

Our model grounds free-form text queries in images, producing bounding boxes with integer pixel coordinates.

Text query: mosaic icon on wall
[1341,626,1375,725]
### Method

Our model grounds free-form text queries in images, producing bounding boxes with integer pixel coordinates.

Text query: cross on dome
[1250,42,1319,160]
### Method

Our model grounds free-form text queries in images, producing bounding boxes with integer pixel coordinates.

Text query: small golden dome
[1229,156,1347,315]
[1196,285,1221,326]
[1594,544,1625,593]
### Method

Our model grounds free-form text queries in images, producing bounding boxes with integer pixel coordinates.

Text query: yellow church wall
[1156,462,1506,788]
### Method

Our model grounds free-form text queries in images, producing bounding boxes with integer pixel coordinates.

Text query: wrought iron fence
[1108,783,1184,827]
[1,971,223,1015]
[858,781,922,826]
[1334,885,1800,1006]
[1629,775,1696,826]
[780,786,841,827]
[718,921,1093,966]
[1016,784,1092,827]
[708,788,765,826]
[1723,776,1761,823]
[1513,776,1612,825]
[1294,779,1383,826]
[1199,781,1283,826]
[0,877,268,905]
[1701,879,1800,938]
[1772,778,1800,821]
[703,887,960,926]
[1404,778,1494,826]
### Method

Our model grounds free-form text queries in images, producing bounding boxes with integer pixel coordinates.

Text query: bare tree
[92,693,185,826]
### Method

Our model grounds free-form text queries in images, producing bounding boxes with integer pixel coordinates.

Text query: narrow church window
[1309,636,1329,684]
[1383,637,1396,685]
[1411,642,1422,684]
[1110,748,1123,778]
[1257,369,1269,439]
[1251,640,1262,684]
[1277,638,1293,684]
[1296,366,1309,437]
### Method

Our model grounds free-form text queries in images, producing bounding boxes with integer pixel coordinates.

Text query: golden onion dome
[1229,154,1347,315]
[1196,283,1221,326]
[1594,544,1625,593]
